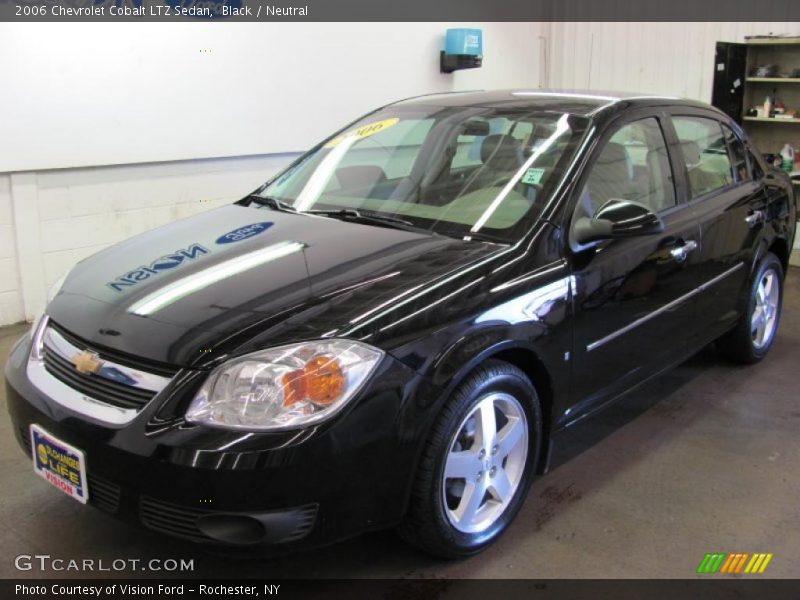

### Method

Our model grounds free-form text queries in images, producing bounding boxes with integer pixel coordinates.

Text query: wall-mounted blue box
[441,28,483,73]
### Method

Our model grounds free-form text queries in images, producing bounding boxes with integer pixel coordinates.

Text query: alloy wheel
[751,268,780,350]
[442,392,529,534]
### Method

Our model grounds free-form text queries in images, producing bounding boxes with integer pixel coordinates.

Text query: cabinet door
[711,42,747,125]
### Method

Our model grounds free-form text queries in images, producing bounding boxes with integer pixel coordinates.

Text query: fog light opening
[196,514,267,545]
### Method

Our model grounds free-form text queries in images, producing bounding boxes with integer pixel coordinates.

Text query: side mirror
[573,199,664,245]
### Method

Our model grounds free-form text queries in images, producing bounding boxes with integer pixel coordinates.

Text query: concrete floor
[1,270,798,579]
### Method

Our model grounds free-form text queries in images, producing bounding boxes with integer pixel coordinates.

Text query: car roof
[394,89,715,118]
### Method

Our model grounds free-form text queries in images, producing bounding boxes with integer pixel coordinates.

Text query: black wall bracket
[440,51,483,74]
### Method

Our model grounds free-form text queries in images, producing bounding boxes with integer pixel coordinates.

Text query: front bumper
[5,334,424,550]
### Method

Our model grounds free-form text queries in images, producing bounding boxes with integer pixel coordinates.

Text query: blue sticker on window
[215,222,274,245]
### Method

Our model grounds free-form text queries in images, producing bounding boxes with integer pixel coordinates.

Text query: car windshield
[254,104,589,242]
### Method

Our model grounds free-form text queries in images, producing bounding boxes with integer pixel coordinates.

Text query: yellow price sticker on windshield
[324,118,399,148]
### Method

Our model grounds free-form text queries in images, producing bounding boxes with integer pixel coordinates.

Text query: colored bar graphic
[734,553,749,573]
[697,553,727,573]
[745,554,760,573]
[697,554,712,573]
[721,553,749,573]
[719,554,736,573]
[700,552,773,574]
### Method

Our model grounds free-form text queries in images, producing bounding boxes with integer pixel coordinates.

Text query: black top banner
[0,0,799,22]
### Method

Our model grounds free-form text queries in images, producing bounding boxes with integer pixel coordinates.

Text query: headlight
[185,340,384,431]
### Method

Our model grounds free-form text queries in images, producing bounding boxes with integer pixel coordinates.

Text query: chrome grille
[27,316,177,424]
[43,348,155,410]
[48,321,177,377]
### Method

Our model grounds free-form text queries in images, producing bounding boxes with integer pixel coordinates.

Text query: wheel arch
[489,347,554,475]
[767,236,790,276]
[749,231,789,279]
[425,338,557,476]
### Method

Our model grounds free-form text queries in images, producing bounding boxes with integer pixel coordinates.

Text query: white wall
[548,22,799,101]
[0,22,543,325]
[0,174,22,325]
[0,22,541,172]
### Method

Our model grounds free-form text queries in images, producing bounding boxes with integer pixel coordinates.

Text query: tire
[717,252,784,364]
[399,360,542,558]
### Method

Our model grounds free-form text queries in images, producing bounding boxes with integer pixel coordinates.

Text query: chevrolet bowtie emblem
[71,351,103,375]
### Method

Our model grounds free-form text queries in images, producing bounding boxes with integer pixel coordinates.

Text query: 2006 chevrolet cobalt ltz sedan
[5,91,795,557]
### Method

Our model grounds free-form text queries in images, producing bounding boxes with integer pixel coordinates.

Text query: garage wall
[547,22,797,99]
[0,22,543,326]
[0,22,542,173]
[0,174,22,325]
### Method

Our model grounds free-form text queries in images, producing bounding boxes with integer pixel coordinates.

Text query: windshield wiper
[245,194,297,213]
[304,209,429,233]
[244,198,434,235]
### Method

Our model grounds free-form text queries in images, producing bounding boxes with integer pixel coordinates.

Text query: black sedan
[4,90,795,557]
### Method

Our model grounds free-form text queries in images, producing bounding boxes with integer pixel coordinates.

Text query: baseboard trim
[791,248,800,268]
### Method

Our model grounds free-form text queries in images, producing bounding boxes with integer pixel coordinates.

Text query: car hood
[46,204,503,367]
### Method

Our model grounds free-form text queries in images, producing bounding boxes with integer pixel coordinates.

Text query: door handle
[745,210,765,227]
[670,240,699,263]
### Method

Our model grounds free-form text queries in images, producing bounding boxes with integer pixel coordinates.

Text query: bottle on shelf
[780,143,795,172]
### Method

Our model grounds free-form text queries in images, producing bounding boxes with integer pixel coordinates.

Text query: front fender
[428,326,552,392]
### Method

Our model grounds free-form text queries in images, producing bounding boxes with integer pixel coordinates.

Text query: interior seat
[581,142,637,217]
[334,165,387,194]
[480,134,523,175]
[681,140,729,197]
[643,148,673,212]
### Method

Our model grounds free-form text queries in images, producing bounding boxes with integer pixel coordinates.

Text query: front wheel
[399,360,541,558]
[717,252,784,364]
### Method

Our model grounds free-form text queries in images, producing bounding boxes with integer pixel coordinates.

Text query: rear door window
[673,116,735,198]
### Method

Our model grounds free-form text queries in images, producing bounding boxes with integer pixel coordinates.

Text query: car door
[566,112,702,419]
[667,114,759,346]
